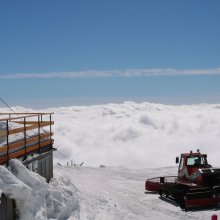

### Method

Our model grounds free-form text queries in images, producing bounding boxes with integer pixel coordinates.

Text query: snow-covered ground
[0,160,219,220]
[1,101,220,219]
[57,165,220,220]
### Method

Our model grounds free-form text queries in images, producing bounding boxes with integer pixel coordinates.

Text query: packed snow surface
[1,160,219,220]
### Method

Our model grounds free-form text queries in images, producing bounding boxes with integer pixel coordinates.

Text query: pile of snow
[0,159,80,220]
[1,101,220,168]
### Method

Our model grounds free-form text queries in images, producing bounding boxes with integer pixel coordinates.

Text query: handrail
[0,113,54,122]
[0,112,54,114]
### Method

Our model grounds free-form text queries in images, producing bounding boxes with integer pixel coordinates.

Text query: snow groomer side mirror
[176,157,179,164]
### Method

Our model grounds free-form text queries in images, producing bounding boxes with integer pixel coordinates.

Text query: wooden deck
[0,113,54,165]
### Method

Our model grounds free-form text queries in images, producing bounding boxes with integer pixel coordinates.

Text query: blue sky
[0,1,220,108]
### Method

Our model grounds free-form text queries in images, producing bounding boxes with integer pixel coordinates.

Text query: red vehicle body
[145,150,220,210]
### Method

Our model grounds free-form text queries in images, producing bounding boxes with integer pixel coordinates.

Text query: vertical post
[24,117,27,159]
[6,120,9,165]
[38,115,41,153]
[50,114,52,146]
[212,214,218,220]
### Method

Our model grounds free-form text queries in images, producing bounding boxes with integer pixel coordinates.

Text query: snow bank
[0,159,80,220]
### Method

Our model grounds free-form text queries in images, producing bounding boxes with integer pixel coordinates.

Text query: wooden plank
[25,136,39,145]
[0,130,7,137]
[8,122,54,136]
[26,132,53,144]
[0,140,26,153]
[0,155,7,164]
[40,139,52,147]
[26,144,39,153]
[8,127,25,135]
[25,137,36,145]
[8,140,25,151]
[26,140,52,153]
[42,132,54,139]
[0,132,53,153]
[9,149,26,160]
[0,139,53,164]
[0,146,7,153]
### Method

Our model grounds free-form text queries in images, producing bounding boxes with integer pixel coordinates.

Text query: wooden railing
[0,113,54,165]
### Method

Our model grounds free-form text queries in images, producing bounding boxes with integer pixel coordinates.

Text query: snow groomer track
[0,112,54,165]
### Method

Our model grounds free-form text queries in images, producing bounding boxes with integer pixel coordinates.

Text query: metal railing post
[6,120,9,165]
[24,117,27,159]
[50,114,52,146]
[38,115,41,153]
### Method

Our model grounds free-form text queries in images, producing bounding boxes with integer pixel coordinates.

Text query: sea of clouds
[2,102,220,168]
[49,102,220,168]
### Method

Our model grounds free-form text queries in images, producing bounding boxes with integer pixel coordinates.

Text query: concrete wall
[24,150,54,182]
[37,151,53,182]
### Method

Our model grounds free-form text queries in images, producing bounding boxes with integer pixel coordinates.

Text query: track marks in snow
[54,165,219,220]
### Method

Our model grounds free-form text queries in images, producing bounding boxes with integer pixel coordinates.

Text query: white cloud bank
[51,102,220,168]
[1,102,220,168]
[1,67,220,79]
